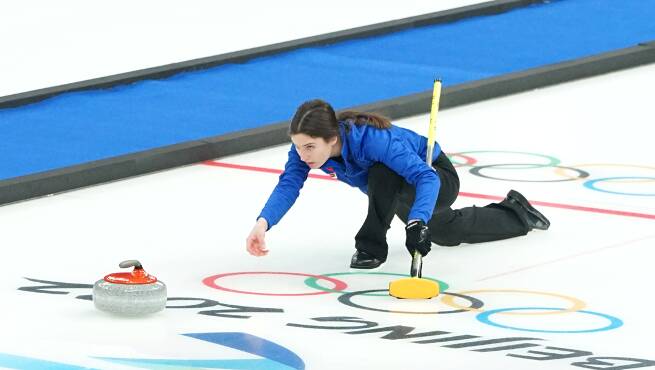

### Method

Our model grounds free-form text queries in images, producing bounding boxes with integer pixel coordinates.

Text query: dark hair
[289,99,391,140]
[337,110,391,129]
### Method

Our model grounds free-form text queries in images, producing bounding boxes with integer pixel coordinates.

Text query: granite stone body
[93,279,167,315]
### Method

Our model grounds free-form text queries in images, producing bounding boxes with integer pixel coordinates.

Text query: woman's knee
[427,211,463,246]
[430,232,462,247]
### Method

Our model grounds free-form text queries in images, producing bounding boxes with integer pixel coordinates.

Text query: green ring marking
[451,150,560,169]
[304,272,449,296]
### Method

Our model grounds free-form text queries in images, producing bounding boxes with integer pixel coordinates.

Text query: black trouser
[354,151,530,260]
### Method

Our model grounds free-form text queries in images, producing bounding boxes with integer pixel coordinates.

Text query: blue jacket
[258,122,442,229]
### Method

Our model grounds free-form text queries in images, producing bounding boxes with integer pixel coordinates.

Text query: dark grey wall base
[1,41,654,206]
[0,123,287,205]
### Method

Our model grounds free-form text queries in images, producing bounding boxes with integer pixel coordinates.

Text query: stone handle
[119,260,143,269]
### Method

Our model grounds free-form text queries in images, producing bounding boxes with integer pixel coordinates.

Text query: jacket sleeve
[362,130,440,223]
[258,145,310,229]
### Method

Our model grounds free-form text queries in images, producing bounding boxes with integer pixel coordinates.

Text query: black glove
[405,220,431,256]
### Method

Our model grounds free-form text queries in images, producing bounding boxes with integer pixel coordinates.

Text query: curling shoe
[506,190,550,231]
[350,251,385,269]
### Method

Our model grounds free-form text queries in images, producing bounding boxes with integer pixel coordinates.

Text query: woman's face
[290,133,338,169]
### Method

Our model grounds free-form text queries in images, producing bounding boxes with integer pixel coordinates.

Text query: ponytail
[337,111,391,129]
[289,99,392,140]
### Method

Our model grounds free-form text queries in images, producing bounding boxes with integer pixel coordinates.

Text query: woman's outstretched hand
[246,218,269,256]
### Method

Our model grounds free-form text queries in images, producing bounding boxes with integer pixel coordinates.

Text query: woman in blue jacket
[246,99,550,268]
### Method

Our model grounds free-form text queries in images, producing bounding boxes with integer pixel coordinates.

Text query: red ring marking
[445,153,477,167]
[202,271,348,296]
[202,160,335,180]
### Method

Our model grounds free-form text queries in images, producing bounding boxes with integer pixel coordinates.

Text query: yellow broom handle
[412,79,442,278]
[426,79,442,164]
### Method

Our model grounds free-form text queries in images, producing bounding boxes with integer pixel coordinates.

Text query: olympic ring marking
[452,154,652,194]
[469,164,590,183]
[584,177,655,196]
[476,307,623,333]
[449,151,561,168]
[203,272,347,296]
[200,272,622,333]
[338,289,483,314]
[440,289,586,315]
[304,272,449,296]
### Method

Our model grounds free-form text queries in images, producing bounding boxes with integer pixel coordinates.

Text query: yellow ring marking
[440,289,587,315]
[554,163,655,183]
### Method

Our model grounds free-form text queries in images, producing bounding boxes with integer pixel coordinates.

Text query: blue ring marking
[584,177,655,196]
[476,307,623,333]
[97,357,293,370]
[0,352,101,369]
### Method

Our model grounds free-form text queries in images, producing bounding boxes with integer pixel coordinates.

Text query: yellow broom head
[389,277,439,299]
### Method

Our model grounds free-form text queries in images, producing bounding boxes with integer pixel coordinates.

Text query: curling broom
[389,79,442,299]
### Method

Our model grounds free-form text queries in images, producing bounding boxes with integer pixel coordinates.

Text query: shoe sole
[508,190,550,230]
